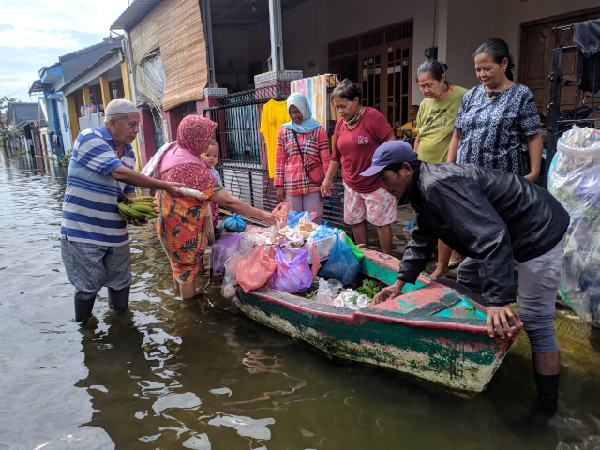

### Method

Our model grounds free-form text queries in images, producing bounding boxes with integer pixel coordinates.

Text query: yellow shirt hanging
[260,99,290,178]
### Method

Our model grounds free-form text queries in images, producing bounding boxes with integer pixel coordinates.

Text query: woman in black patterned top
[447,38,543,181]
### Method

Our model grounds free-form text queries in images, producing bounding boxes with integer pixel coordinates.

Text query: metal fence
[205,81,347,228]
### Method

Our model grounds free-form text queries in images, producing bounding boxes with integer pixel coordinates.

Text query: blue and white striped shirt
[60,126,136,247]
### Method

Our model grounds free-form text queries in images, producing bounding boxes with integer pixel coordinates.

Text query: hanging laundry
[291,74,340,129]
[574,19,600,94]
[260,99,290,178]
[328,74,340,122]
[291,79,307,97]
[305,77,314,118]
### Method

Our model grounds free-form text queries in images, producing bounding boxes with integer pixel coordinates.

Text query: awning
[111,0,161,31]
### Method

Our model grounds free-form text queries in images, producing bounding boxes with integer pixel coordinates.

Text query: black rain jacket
[397,162,570,306]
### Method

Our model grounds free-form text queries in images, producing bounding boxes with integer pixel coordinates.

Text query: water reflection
[1,150,600,449]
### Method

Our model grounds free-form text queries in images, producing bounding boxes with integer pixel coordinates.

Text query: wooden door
[358,39,411,127]
[519,8,600,114]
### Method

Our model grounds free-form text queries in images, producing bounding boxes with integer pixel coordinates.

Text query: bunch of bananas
[117,196,157,221]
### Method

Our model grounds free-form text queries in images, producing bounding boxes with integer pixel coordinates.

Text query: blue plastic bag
[223,213,246,232]
[268,247,313,293]
[286,211,311,228]
[210,233,242,273]
[308,221,337,241]
[319,235,360,285]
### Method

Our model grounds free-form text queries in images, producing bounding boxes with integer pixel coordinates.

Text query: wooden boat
[233,248,522,394]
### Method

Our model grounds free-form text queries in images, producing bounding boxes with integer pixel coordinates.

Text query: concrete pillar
[120,61,132,101]
[268,0,284,71]
[66,94,80,144]
[82,85,91,105]
[99,74,111,108]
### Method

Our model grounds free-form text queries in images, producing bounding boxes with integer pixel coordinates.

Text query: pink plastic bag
[236,246,277,293]
[272,202,292,225]
[268,247,313,293]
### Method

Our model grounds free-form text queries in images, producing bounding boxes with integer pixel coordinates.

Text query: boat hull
[233,248,520,393]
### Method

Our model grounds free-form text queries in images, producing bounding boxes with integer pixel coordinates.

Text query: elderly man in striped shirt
[60,99,184,324]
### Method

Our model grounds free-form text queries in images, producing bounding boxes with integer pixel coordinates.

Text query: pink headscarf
[177,114,217,157]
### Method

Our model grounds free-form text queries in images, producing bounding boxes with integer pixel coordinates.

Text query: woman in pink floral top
[156,115,276,300]
[274,93,330,223]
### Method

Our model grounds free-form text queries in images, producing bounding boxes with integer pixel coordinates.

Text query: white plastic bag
[220,239,254,299]
[548,126,600,326]
[315,278,343,305]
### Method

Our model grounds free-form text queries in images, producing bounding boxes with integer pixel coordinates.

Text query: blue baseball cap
[359,141,417,177]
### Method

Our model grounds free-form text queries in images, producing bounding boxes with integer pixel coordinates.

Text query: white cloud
[0,0,131,100]
[0,0,129,35]
[0,27,81,49]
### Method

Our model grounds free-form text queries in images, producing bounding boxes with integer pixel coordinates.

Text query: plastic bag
[286,211,309,228]
[315,278,343,305]
[211,233,242,273]
[220,239,254,298]
[272,202,292,224]
[223,213,247,232]
[236,246,277,293]
[342,232,365,261]
[308,221,337,242]
[547,126,600,325]
[319,235,360,285]
[334,289,370,310]
[268,247,313,293]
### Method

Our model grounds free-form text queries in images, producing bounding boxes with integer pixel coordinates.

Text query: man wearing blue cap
[364,140,569,413]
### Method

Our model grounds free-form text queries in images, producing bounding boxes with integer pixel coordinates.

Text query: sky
[0,0,131,102]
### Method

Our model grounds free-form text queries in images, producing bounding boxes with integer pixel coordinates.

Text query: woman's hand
[276,186,285,203]
[372,280,405,304]
[258,210,278,226]
[321,178,333,197]
[523,171,539,183]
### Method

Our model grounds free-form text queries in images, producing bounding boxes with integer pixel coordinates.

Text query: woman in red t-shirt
[321,79,397,254]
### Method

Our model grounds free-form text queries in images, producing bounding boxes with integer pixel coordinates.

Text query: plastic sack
[319,235,360,285]
[334,289,370,310]
[268,247,313,293]
[315,278,343,305]
[341,231,365,261]
[211,233,242,273]
[220,239,254,298]
[223,213,247,232]
[272,202,292,224]
[308,221,337,241]
[236,246,277,293]
[547,126,600,326]
[286,211,309,228]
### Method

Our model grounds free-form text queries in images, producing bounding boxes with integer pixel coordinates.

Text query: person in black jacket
[364,141,569,413]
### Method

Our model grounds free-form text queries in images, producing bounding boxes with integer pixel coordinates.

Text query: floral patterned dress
[155,162,219,283]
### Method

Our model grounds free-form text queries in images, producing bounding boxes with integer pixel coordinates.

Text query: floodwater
[1,150,600,450]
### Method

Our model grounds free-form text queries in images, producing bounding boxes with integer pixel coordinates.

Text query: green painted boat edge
[234,288,517,393]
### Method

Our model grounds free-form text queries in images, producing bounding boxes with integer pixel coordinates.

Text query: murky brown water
[1,150,600,450]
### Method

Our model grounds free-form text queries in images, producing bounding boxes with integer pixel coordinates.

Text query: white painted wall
[445,0,600,90]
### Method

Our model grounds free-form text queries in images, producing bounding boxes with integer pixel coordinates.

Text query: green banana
[118,202,146,220]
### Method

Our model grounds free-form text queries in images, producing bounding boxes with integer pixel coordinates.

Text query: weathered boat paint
[234,249,521,393]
